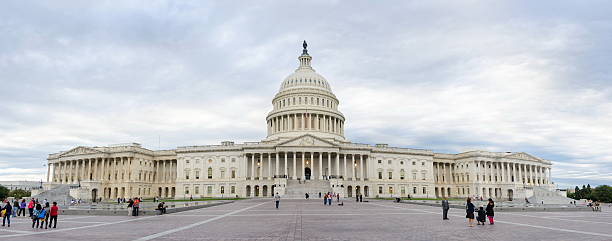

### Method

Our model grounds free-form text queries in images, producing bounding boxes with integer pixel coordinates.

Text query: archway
[507,189,513,201]
[447,188,451,198]
[114,187,119,199]
[246,185,251,197]
[435,187,439,198]
[364,186,369,197]
[171,187,176,198]
[263,185,268,197]
[158,187,162,197]
[255,185,260,197]
[305,167,311,180]
[347,185,353,197]
[165,187,169,198]
[91,189,98,202]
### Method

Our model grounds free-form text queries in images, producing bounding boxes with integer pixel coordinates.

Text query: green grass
[157,197,247,202]
[373,197,463,201]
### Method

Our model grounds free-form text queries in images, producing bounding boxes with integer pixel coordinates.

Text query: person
[12,200,18,218]
[323,193,328,205]
[274,193,280,209]
[486,198,495,224]
[2,200,12,227]
[27,198,34,217]
[48,202,58,228]
[337,193,340,203]
[319,192,322,198]
[466,198,475,227]
[127,198,134,216]
[441,197,450,220]
[19,199,26,216]
[328,193,333,206]
[476,206,486,225]
[32,203,42,228]
[38,203,48,229]
[157,202,167,214]
[305,193,309,200]
[359,194,363,202]
[117,197,121,204]
[132,198,140,216]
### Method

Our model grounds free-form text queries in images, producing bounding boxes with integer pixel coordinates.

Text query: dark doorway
[305,167,312,180]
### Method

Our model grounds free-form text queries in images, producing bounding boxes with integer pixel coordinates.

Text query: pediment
[276,134,338,148]
[506,152,542,162]
[59,146,105,157]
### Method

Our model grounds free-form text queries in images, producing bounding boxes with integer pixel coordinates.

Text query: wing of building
[40,42,555,202]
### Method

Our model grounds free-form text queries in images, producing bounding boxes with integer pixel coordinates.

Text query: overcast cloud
[1,1,611,188]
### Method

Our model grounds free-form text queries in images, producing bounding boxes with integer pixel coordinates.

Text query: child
[476,206,486,225]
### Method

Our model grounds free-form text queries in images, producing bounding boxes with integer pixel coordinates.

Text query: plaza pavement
[0,199,611,241]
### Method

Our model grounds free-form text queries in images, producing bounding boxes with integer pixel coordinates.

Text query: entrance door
[91,189,98,202]
[507,189,513,201]
[305,167,311,180]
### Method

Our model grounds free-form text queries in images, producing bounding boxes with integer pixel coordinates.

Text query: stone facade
[44,43,553,201]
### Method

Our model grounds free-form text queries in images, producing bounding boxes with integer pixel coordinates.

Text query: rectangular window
[412,173,417,180]
[422,187,426,194]
[388,186,393,194]
[221,171,225,179]
[388,160,392,164]
[231,186,236,194]
[195,186,199,194]
[185,186,190,195]
[388,172,393,179]
[378,186,383,194]
[207,186,212,195]
[413,187,417,194]
[231,170,236,179]
[378,172,383,179]
[195,171,200,180]
[378,160,382,164]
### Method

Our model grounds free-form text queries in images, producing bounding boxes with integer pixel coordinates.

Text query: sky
[0,1,610,188]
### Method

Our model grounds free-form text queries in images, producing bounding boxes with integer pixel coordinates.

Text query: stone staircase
[284,179,332,199]
[33,184,77,206]
[526,186,574,205]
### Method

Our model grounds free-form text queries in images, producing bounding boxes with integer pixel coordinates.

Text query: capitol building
[40,42,555,202]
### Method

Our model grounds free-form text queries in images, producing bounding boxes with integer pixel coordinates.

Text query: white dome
[280,68,332,92]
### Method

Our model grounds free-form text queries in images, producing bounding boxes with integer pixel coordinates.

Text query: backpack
[38,209,46,219]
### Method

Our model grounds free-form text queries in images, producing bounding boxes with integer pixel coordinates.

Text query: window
[195,171,200,180]
[195,186,199,194]
[231,186,236,194]
[185,170,190,180]
[388,172,393,179]
[400,170,405,180]
[208,167,213,179]
[421,173,426,180]
[208,159,213,164]
[220,186,225,194]
[422,187,427,194]
[378,160,382,164]
[388,160,392,164]
[221,170,225,179]
[413,187,417,194]
[185,186,190,195]
[221,158,225,163]
[207,186,212,195]
[186,160,190,164]
[400,161,404,165]
[401,186,406,195]
[412,173,417,180]
[378,186,383,194]
[378,172,383,179]
[231,170,236,179]
[388,186,394,194]
[231,158,236,163]
[421,162,425,166]
[412,161,416,165]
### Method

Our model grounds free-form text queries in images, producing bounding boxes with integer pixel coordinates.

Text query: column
[335,152,340,177]
[518,164,523,184]
[293,152,297,179]
[302,152,306,179]
[327,152,332,178]
[512,163,517,183]
[317,152,322,179]
[351,154,355,180]
[359,154,364,180]
[268,153,272,179]
[275,153,279,177]
[251,153,255,180]
[343,154,347,179]
[46,164,51,182]
[548,167,551,184]
[284,152,288,177]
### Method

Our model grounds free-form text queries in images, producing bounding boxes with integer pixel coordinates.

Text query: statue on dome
[302,40,308,54]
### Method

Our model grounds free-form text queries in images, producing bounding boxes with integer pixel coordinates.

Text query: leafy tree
[592,185,612,203]
[9,189,31,199]
[0,185,9,200]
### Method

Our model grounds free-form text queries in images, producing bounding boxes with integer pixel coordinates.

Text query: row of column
[474,161,551,185]
[244,152,367,181]
[268,113,344,135]
[50,158,177,184]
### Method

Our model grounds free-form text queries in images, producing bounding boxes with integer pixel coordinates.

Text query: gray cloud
[1,1,611,188]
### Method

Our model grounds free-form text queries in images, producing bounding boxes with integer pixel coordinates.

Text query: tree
[9,189,31,199]
[0,185,9,200]
[592,185,612,203]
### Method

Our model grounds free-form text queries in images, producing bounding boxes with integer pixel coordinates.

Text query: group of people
[1,198,59,229]
[464,198,495,227]
[587,200,602,212]
[126,198,141,216]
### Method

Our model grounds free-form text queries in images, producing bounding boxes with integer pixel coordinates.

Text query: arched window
[220,186,225,194]
[207,167,213,179]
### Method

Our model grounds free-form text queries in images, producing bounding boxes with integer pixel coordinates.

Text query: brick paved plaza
[0,199,610,241]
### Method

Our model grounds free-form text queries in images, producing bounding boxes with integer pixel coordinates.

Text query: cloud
[0,1,611,187]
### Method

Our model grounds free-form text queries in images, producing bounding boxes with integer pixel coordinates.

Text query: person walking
[127,198,134,216]
[38,203,48,229]
[12,200,18,218]
[27,198,34,217]
[466,198,475,227]
[441,197,450,220]
[274,193,281,209]
[2,200,12,227]
[328,193,332,206]
[19,199,26,217]
[32,204,42,228]
[486,198,495,225]
[359,194,363,202]
[48,202,58,228]
[42,202,51,229]
[323,193,328,205]
[132,198,140,216]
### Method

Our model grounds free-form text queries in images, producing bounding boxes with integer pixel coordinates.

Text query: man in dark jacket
[2,200,12,227]
[441,197,450,220]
